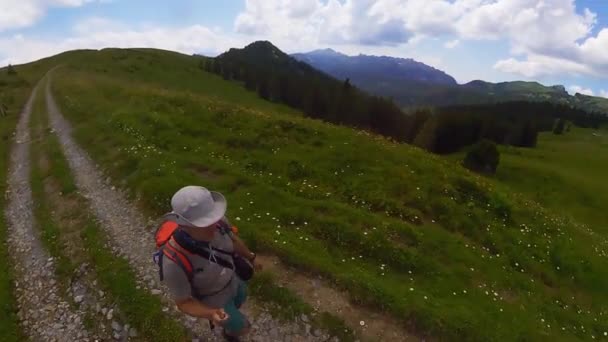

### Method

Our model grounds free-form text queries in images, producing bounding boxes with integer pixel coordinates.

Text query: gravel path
[46,77,331,341]
[4,81,92,341]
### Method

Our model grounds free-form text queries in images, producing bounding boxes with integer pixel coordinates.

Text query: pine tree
[553,118,566,135]
[204,60,213,73]
[244,69,257,91]
[343,78,352,91]
[222,63,231,80]
[463,140,500,174]
[413,116,439,151]
[7,64,16,75]
[213,61,222,75]
[258,78,270,100]
[521,121,538,147]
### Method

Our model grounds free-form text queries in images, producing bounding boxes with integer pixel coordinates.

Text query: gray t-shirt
[162,218,238,308]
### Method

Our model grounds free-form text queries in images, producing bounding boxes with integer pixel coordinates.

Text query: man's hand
[211,309,229,326]
[176,298,230,323]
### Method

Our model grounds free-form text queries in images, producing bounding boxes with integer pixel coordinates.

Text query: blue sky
[0,0,606,97]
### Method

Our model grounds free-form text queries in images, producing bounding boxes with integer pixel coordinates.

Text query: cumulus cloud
[494,54,591,78]
[234,0,608,78]
[599,90,608,99]
[1,0,606,89]
[0,17,244,66]
[444,39,460,49]
[0,0,100,32]
[235,0,414,46]
[567,85,594,96]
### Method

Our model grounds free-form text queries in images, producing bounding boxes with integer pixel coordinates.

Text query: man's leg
[223,281,250,337]
[223,300,249,337]
[234,281,248,309]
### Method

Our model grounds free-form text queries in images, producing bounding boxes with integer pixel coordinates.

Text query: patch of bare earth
[257,255,421,342]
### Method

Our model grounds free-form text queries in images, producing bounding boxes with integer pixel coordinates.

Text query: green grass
[25,48,608,341]
[0,103,23,340]
[495,128,608,232]
[250,272,355,341]
[27,77,189,341]
[29,79,78,287]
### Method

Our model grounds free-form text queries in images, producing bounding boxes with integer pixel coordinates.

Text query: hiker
[155,186,258,341]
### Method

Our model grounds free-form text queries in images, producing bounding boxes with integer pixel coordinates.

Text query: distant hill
[219,41,330,80]
[210,41,606,153]
[292,48,458,103]
[292,49,457,86]
[215,41,413,141]
[293,49,608,114]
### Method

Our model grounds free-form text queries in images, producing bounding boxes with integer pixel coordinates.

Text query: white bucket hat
[165,186,227,228]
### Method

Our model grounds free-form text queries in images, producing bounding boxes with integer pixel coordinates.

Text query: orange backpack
[153,221,194,281]
[153,220,239,281]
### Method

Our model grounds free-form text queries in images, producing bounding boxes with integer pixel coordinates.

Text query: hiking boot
[222,329,241,342]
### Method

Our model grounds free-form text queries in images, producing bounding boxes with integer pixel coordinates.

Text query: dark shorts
[222,280,248,334]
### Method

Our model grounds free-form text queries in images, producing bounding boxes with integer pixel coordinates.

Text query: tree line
[201,50,412,142]
[413,101,606,153]
[199,54,607,154]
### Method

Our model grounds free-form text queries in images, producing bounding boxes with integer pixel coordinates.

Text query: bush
[553,118,566,135]
[463,139,500,174]
[6,64,16,75]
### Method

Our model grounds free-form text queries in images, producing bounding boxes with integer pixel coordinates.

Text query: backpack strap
[173,229,235,271]
[162,243,194,281]
[217,220,238,236]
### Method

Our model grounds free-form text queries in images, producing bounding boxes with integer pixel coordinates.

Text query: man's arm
[163,260,228,324]
[176,297,224,320]
[231,234,255,261]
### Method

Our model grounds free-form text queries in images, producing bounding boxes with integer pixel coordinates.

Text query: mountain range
[292,48,608,114]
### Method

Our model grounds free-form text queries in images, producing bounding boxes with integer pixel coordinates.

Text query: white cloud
[0,0,100,32]
[1,0,606,92]
[235,0,414,46]
[234,0,608,79]
[444,39,460,49]
[567,85,594,96]
[579,28,608,67]
[599,90,608,99]
[494,54,591,78]
[0,18,245,66]
[287,0,318,18]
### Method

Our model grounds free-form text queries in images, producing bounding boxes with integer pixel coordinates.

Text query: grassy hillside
[20,47,608,340]
[495,128,608,233]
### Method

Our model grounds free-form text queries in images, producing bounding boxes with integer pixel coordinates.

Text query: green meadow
[30,48,608,340]
[495,128,608,233]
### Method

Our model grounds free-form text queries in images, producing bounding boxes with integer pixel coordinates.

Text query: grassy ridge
[44,49,608,340]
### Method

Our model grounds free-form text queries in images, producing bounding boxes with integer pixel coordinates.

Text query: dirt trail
[45,76,328,341]
[4,81,92,341]
[257,255,419,342]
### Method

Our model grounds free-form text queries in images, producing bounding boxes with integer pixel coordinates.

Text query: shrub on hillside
[553,118,566,135]
[6,64,16,75]
[463,140,500,174]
